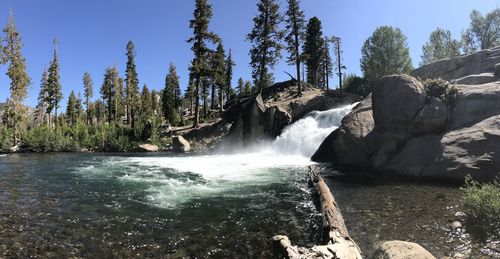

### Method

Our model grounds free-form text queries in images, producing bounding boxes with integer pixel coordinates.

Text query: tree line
[189,0,336,127]
[343,8,500,97]
[0,3,498,151]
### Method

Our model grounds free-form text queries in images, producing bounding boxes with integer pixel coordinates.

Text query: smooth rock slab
[372,74,426,142]
[138,144,159,152]
[372,241,435,259]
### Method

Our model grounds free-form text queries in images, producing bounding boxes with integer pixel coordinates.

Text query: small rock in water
[172,135,191,152]
[138,144,159,152]
[450,221,462,230]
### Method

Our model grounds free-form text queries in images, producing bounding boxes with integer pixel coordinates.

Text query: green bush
[462,175,500,234]
[0,126,13,152]
[342,74,372,97]
[422,78,458,107]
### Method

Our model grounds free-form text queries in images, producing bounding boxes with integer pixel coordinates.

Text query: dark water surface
[0,153,498,258]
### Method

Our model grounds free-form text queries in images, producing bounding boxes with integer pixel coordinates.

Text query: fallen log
[273,166,363,259]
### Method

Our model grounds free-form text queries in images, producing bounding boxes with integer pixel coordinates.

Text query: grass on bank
[462,175,500,235]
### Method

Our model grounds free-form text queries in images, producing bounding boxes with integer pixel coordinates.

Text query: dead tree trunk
[273,166,363,259]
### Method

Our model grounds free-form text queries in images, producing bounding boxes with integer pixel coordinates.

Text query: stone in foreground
[138,144,159,152]
[172,135,191,152]
[372,241,435,259]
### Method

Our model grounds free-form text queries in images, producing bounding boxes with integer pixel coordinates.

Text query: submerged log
[273,166,363,259]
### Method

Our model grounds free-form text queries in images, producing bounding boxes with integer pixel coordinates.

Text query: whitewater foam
[75,103,358,208]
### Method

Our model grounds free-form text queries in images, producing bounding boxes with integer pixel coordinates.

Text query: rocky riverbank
[313,46,500,182]
[177,80,361,151]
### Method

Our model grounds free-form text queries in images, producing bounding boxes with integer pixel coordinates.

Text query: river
[0,104,497,258]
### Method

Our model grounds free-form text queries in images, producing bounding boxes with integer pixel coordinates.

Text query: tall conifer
[3,11,31,144]
[188,0,219,128]
[247,0,283,93]
[284,0,306,95]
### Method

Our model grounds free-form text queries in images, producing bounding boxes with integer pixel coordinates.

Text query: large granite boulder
[451,82,500,128]
[372,74,426,142]
[383,115,500,182]
[312,64,500,181]
[312,95,376,167]
[225,94,267,145]
[265,106,292,136]
[372,241,435,259]
[408,97,448,135]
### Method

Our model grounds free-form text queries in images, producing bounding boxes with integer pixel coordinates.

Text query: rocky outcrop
[408,97,448,135]
[264,106,291,137]
[172,135,191,153]
[224,94,267,145]
[412,46,500,84]
[223,82,361,146]
[138,144,159,152]
[312,95,375,167]
[313,49,500,181]
[372,75,426,142]
[384,115,500,181]
[372,241,435,259]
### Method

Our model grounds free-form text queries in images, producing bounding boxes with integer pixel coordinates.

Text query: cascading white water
[269,103,358,157]
[75,103,358,208]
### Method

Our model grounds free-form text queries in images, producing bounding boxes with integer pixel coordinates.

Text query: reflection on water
[0,153,322,258]
[324,172,500,258]
[0,153,498,258]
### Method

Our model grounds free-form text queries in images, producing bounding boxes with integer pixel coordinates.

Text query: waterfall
[76,103,358,208]
[269,103,358,158]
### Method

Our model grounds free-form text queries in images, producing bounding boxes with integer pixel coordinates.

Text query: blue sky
[0,0,498,108]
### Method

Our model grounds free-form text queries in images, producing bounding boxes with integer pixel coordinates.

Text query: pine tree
[331,36,344,90]
[114,75,124,123]
[173,76,181,113]
[319,37,333,89]
[125,41,140,127]
[82,72,93,125]
[211,43,226,112]
[76,92,84,123]
[244,81,253,94]
[94,100,105,125]
[247,0,284,93]
[202,77,209,119]
[461,9,500,53]
[35,68,49,126]
[151,90,161,116]
[3,11,31,144]
[100,66,119,124]
[162,63,180,126]
[66,90,77,127]
[188,0,219,128]
[284,0,306,95]
[237,78,245,95]
[140,84,152,119]
[47,39,63,129]
[303,17,325,87]
[224,49,235,104]
[186,72,195,115]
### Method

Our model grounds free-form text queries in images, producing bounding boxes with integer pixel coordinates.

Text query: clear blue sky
[0,0,498,108]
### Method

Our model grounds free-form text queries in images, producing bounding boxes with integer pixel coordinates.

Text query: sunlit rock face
[411,46,500,84]
[221,81,361,147]
[313,47,500,182]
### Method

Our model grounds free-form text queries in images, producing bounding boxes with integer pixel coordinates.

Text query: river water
[0,104,497,258]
